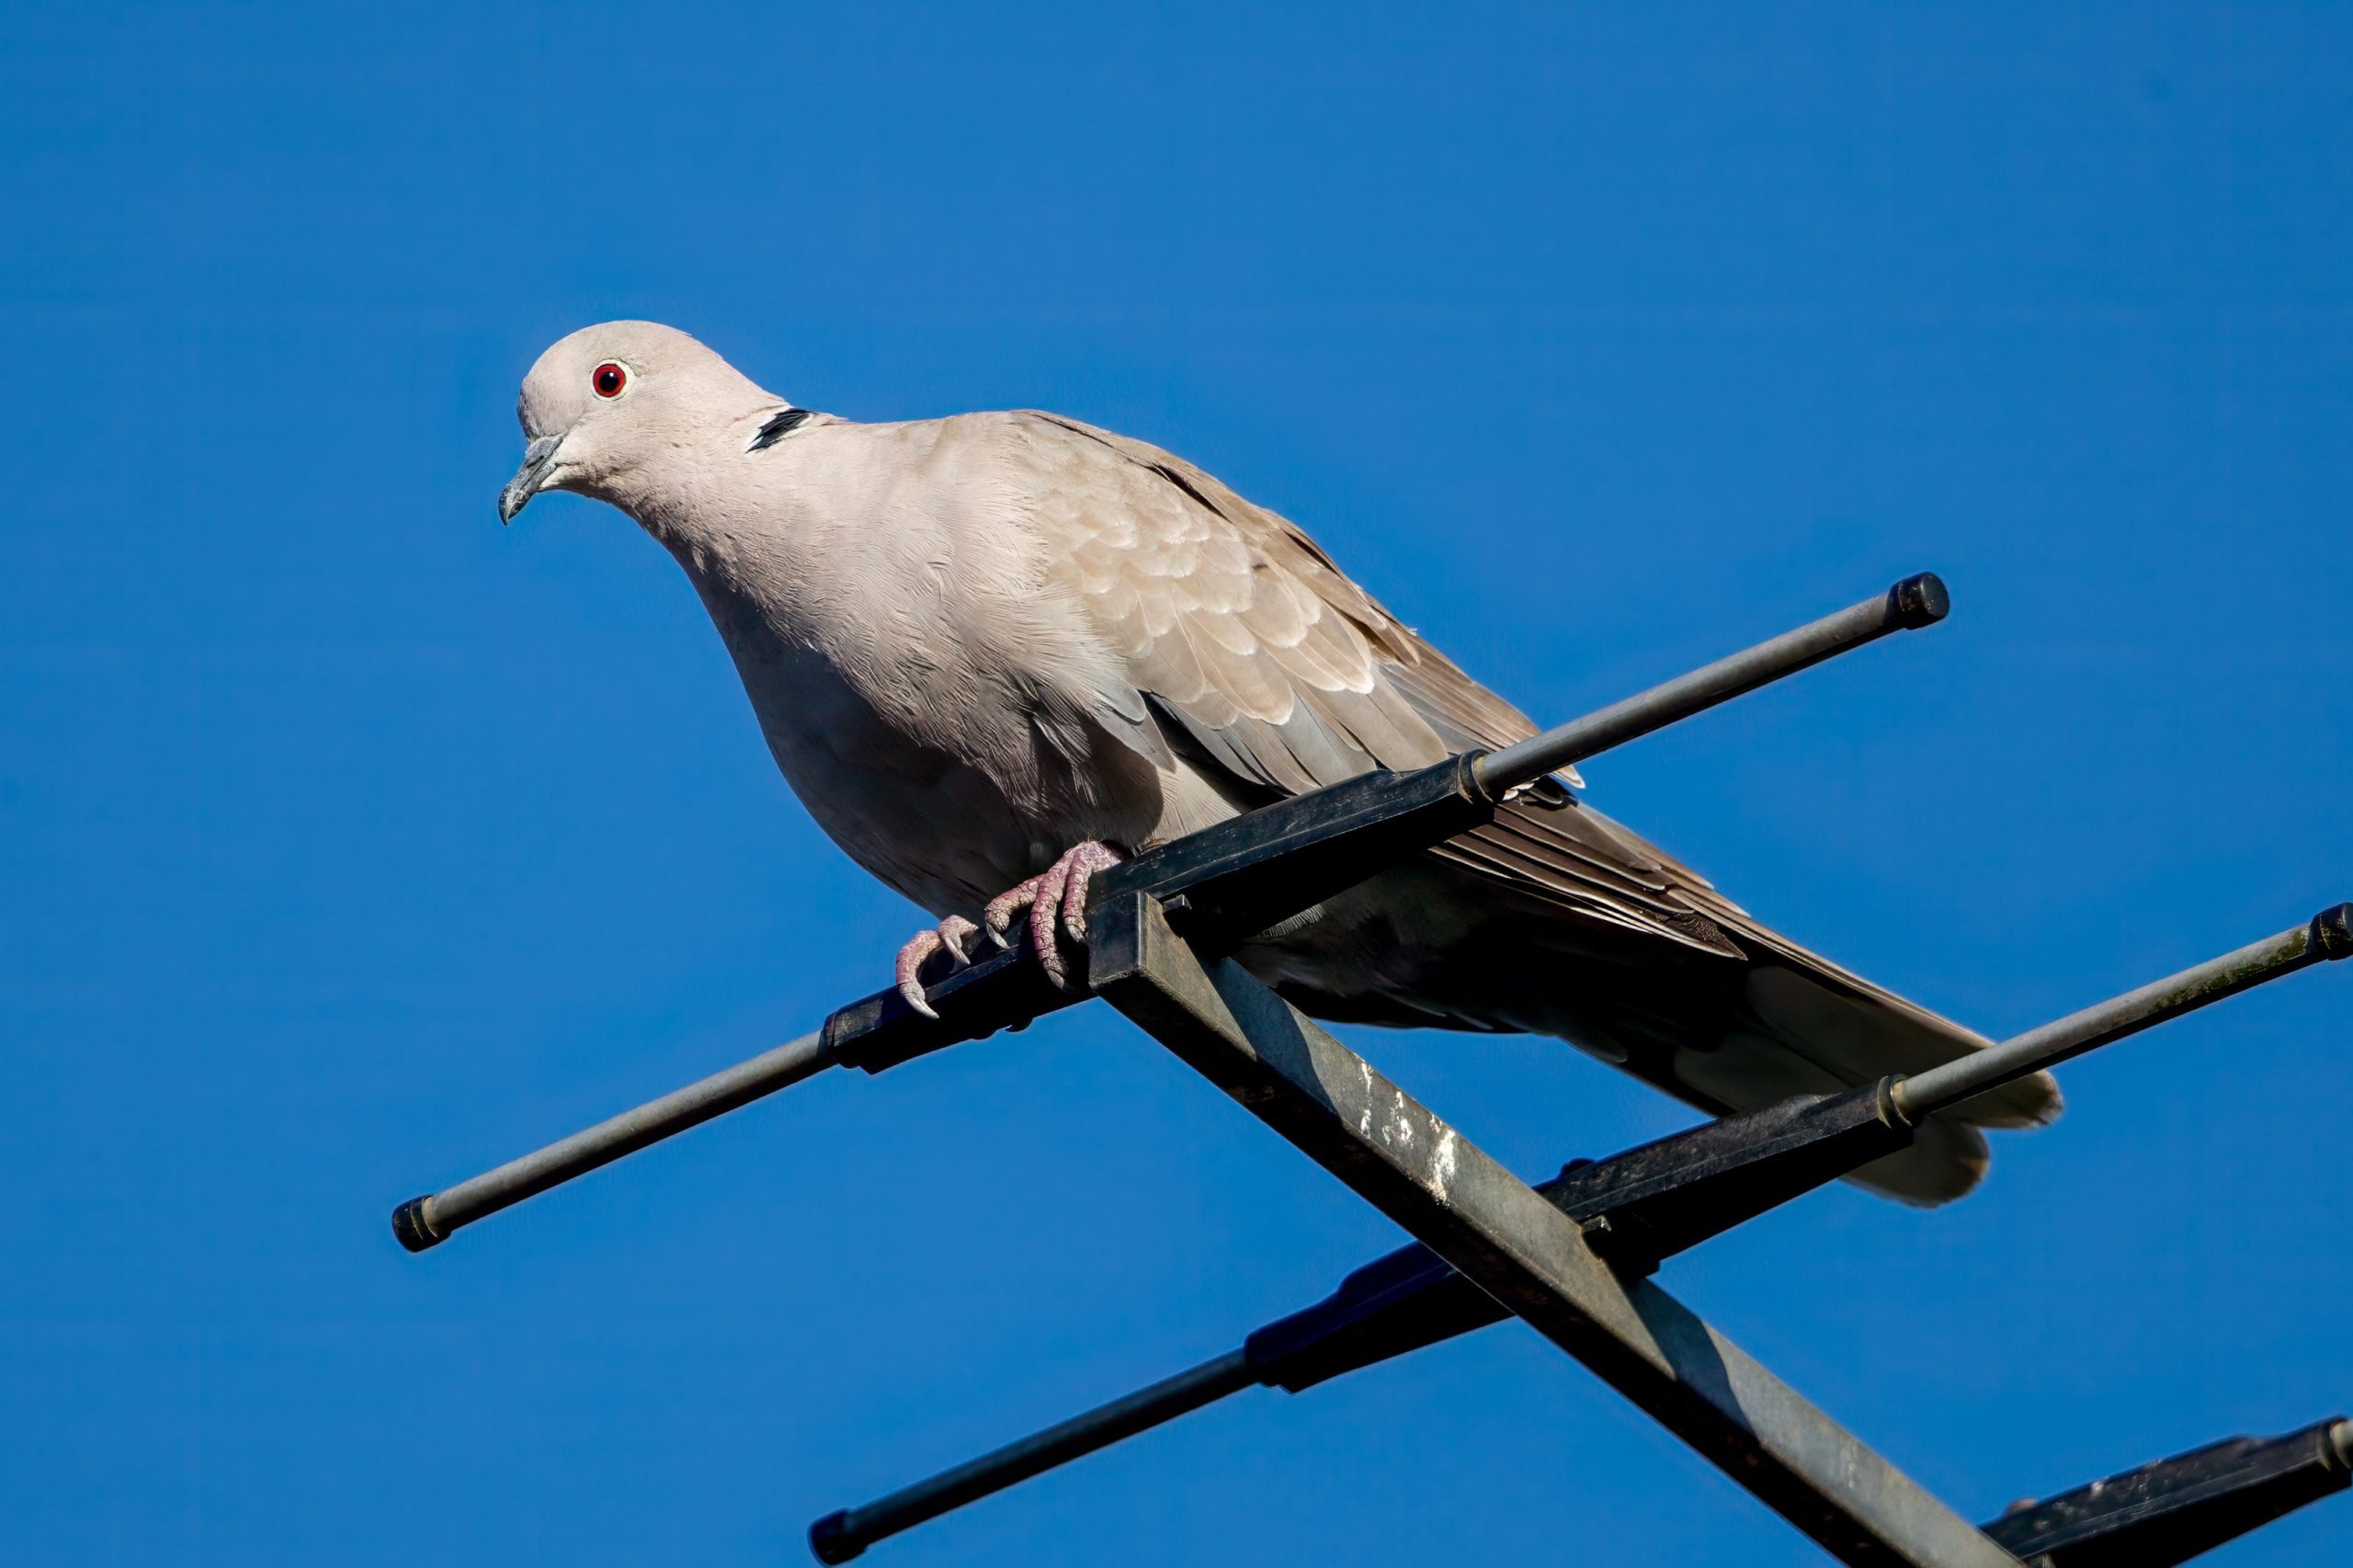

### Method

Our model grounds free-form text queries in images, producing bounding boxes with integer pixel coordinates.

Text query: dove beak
[498,435,566,525]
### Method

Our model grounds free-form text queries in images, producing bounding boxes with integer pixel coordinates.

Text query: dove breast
[622,409,1264,919]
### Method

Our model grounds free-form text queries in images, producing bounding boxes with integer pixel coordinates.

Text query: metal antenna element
[394,574,1947,1252]
[1980,1417,2353,1565]
[1472,571,1946,793]
[806,1353,1255,1563]
[1893,903,2353,1118]
[392,1032,830,1252]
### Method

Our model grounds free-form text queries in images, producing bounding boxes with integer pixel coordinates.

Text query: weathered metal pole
[1980,1415,2353,1564]
[392,1032,832,1252]
[807,1352,1253,1562]
[1473,572,1947,793]
[1894,903,2353,1119]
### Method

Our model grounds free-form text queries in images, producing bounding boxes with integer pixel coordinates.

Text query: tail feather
[1742,951,2058,1131]
[1438,798,2056,1200]
[1253,859,2061,1207]
[1568,937,2061,1205]
[1853,1116,1992,1207]
[1552,935,2059,1206]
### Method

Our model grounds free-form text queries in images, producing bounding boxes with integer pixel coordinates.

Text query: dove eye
[592,362,628,398]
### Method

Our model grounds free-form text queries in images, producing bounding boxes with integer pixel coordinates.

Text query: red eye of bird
[592,362,627,398]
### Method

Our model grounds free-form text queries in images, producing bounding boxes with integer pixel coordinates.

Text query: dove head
[499,321,775,524]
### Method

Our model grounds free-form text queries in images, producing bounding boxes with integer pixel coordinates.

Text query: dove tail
[1718,932,2063,1203]
[1529,930,2062,1206]
[1539,930,2062,1207]
[1250,867,2061,1207]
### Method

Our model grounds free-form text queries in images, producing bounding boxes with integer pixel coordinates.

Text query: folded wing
[1006,411,2058,1202]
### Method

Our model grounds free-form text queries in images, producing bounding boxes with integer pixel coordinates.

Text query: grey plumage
[504,321,2059,1205]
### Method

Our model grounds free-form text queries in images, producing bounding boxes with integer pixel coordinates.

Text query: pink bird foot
[891,841,1126,1015]
[892,915,981,1019]
[988,839,1127,993]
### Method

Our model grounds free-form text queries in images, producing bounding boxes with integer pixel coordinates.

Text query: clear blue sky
[5,5,2348,1564]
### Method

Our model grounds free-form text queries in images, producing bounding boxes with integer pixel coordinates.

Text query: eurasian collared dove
[501,321,2058,1204]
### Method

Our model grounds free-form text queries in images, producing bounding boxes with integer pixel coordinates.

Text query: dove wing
[1005,410,1761,955]
[1000,412,2060,1151]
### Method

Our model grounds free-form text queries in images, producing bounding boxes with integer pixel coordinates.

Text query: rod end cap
[391,1197,445,1254]
[808,1511,864,1563]
[1887,573,1950,629]
[2313,903,2353,960]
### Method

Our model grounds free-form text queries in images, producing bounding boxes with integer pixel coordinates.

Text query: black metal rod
[396,574,1945,1254]
[1894,903,2353,1119]
[1472,572,1947,793]
[1979,1415,2352,1566]
[807,1351,1254,1563]
[392,1031,833,1252]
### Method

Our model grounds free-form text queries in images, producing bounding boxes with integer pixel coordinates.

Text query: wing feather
[1013,411,1845,960]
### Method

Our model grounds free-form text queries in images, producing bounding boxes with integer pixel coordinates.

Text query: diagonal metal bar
[393,573,1947,1252]
[1078,894,2022,1568]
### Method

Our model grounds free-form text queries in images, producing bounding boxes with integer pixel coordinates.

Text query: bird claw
[978,841,1125,993]
[897,844,1123,1011]
[938,915,977,967]
[893,915,982,1018]
[982,875,1044,950]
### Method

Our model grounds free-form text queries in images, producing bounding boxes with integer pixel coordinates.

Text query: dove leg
[982,841,1126,993]
[892,915,982,1019]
